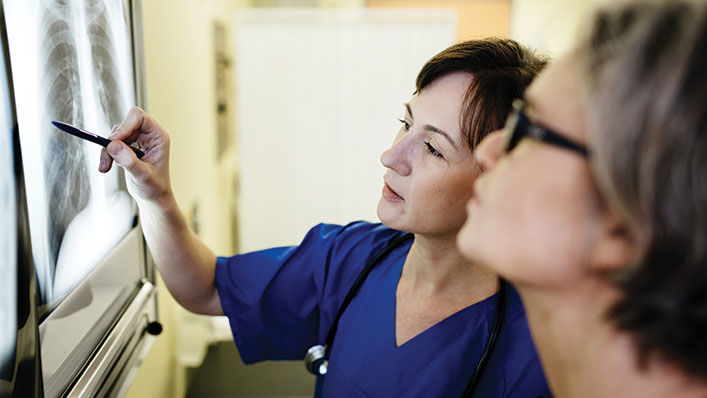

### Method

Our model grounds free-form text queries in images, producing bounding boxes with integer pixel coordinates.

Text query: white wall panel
[234,9,455,251]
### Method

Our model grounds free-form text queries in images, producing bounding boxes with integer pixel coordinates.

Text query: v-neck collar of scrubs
[390,253,497,349]
[322,238,499,396]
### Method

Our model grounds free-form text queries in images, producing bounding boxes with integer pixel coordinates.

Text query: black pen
[51,120,145,159]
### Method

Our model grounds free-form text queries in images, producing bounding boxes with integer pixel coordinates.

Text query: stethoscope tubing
[323,232,414,353]
[306,231,509,398]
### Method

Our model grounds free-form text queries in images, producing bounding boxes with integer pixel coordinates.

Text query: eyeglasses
[505,99,589,157]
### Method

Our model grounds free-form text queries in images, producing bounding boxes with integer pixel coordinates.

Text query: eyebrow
[404,103,458,150]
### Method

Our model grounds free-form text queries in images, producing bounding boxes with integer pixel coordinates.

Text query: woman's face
[377,71,481,238]
[457,55,604,287]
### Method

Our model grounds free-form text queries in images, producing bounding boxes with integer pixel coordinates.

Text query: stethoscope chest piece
[302,232,507,398]
[303,233,414,378]
[305,344,328,375]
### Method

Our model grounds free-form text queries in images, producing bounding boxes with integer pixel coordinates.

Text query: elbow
[176,286,224,316]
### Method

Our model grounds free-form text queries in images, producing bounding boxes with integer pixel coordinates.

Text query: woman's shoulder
[311,220,401,239]
[497,283,543,365]
[497,283,551,395]
[502,283,531,328]
[306,221,407,259]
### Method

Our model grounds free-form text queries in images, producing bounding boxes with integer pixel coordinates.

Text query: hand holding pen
[93,110,216,312]
[97,107,173,203]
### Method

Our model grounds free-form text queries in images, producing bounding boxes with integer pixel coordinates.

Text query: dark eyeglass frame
[505,99,590,157]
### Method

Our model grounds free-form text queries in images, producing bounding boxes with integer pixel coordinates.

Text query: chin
[378,210,413,234]
[376,198,397,226]
[378,212,401,231]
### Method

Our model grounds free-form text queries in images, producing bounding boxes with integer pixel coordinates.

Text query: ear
[590,209,638,272]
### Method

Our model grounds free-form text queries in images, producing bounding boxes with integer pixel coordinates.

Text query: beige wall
[367,0,611,58]
[510,0,610,56]
[368,0,510,41]
[138,0,238,256]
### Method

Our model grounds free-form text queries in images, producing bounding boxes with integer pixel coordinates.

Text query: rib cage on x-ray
[39,1,90,301]
[27,0,133,305]
[86,0,129,193]
[86,0,125,127]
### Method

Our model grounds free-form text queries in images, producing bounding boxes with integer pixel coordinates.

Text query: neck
[401,233,497,298]
[520,281,707,398]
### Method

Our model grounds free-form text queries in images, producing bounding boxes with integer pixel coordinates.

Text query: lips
[382,182,404,202]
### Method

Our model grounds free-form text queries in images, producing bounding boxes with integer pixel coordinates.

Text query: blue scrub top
[216,221,550,397]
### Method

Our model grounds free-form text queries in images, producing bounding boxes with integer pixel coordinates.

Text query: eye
[397,118,411,131]
[425,141,443,159]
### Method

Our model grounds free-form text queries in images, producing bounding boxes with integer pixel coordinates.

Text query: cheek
[462,157,599,286]
[402,167,477,235]
[424,169,476,215]
[510,207,593,284]
[501,169,601,285]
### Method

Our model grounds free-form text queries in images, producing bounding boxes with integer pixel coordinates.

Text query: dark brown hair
[581,0,707,379]
[415,38,549,151]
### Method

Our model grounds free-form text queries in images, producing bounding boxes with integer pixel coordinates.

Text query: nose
[474,130,506,172]
[380,129,412,176]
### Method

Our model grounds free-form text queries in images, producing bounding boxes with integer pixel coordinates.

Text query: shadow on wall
[186,341,314,398]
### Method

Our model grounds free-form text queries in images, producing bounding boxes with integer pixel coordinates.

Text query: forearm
[100,108,222,314]
[138,193,222,315]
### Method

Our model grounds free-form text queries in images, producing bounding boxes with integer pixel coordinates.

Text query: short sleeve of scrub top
[215,221,551,397]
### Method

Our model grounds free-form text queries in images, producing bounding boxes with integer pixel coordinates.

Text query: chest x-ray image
[5,0,137,311]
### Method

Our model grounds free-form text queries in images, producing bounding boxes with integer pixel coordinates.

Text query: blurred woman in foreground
[458,1,707,396]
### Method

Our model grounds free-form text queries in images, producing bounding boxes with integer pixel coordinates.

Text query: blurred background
[127,0,607,396]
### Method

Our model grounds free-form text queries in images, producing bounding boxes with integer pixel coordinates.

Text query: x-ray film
[0,27,16,381]
[5,0,136,310]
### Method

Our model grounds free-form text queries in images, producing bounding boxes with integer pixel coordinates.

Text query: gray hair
[581,0,707,378]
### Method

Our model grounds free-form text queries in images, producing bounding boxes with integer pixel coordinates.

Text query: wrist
[136,190,181,223]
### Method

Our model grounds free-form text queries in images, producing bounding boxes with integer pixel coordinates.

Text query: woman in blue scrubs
[100,39,550,397]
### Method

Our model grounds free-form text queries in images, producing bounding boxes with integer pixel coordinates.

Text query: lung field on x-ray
[39,0,90,300]
[86,1,128,193]
[35,0,132,304]
[86,0,125,126]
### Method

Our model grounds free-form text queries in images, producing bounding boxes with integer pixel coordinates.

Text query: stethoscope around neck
[304,232,509,397]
